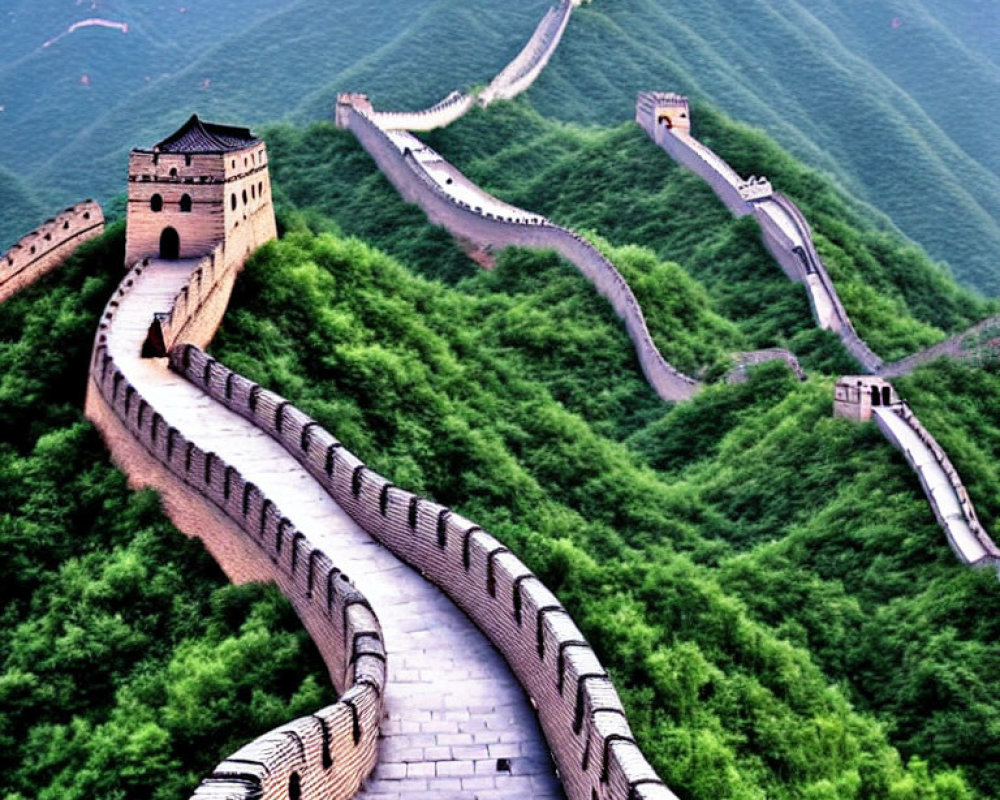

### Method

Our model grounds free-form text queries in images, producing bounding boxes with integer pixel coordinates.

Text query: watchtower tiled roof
[151,114,260,154]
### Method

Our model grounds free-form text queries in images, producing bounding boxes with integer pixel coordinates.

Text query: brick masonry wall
[86,257,387,800]
[479,1,570,105]
[368,92,476,132]
[636,97,885,374]
[0,201,105,303]
[169,343,680,800]
[873,402,1000,565]
[337,102,700,402]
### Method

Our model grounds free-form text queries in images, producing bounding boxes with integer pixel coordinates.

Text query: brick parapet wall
[0,200,105,303]
[727,348,806,383]
[874,403,1000,565]
[87,258,386,800]
[367,91,475,132]
[338,102,699,402]
[479,0,575,106]
[878,315,1000,378]
[169,342,680,800]
[637,94,885,374]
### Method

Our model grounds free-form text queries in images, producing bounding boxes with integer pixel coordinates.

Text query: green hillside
[210,217,999,798]
[0,164,45,252]
[0,0,997,291]
[240,103,1000,794]
[0,232,334,800]
[261,102,996,368]
[2,1,999,797]
[523,0,1000,292]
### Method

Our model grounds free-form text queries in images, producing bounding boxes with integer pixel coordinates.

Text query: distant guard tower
[834,376,901,421]
[125,114,277,267]
[635,92,691,135]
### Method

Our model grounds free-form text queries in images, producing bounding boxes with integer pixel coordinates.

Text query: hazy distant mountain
[1,0,998,293]
[0,162,43,247]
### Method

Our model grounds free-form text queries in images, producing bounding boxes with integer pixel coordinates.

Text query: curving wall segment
[349,0,587,134]
[636,92,884,374]
[0,200,104,304]
[170,342,681,800]
[727,348,806,383]
[478,0,584,107]
[354,91,476,133]
[335,97,699,402]
[873,402,1000,568]
[85,256,387,800]
[878,314,1000,378]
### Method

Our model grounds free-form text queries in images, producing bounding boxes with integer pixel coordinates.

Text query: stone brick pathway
[107,259,564,799]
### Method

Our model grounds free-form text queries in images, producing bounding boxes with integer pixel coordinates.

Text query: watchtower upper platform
[126,115,275,266]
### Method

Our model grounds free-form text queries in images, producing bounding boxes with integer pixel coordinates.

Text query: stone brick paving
[107,259,564,799]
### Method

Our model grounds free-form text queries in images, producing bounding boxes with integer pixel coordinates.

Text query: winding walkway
[105,257,562,800]
[874,405,1000,566]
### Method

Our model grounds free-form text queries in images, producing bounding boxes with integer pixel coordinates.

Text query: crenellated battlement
[337,100,700,402]
[170,343,678,800]
[86,256,385,800]
[0,200,104,303]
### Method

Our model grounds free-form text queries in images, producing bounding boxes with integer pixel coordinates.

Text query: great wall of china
[3,2,1000,798]
[0,200,104,303]
[631,91,1000,568]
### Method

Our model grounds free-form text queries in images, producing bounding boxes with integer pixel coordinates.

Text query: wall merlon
[1,200,105,304]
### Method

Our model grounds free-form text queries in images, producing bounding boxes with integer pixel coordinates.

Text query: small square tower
[125,115,275,265]
[834,376,901,421]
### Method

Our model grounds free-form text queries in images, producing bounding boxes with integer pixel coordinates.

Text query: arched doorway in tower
[159,227,180,259]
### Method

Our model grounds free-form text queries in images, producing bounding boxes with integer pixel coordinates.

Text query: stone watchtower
[125,114,277,267]
[833,375,901,422]
[635,91,691,136]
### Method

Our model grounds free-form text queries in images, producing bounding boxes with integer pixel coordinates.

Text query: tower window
[150,194,164,212]
[169,167,178,177]
[251,185,256,199]
[242,189,248,205]
[231,194,237,211]
[180,194,192,213]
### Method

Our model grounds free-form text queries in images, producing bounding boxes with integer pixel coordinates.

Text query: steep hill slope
[0,163,44,249]
[0,229,334,799]
[523,0,1000,292]
[1,0,997,291]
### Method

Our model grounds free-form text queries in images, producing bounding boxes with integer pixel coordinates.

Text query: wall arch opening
[159,227,180,260]
[180,194,192,213]
[150,194,164,212]
[658,114,673,129]
[871,387,881,407]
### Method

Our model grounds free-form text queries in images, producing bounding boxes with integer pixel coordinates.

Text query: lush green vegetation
[213,224,999,799]
[3,4,999,796]
[263,105,995,370]
[0,229,333,799]
[2,0,997,289]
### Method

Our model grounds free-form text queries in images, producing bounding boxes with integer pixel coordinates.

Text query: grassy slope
[526,0,1000,292]
[233,94,1000,794]
[214,225,993,799]
[1,0,997,290]
[0,229,334,799]
[262,106,996,369]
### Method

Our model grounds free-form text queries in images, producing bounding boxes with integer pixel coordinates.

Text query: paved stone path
[107,259,564,800]
[873,407,990,565]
